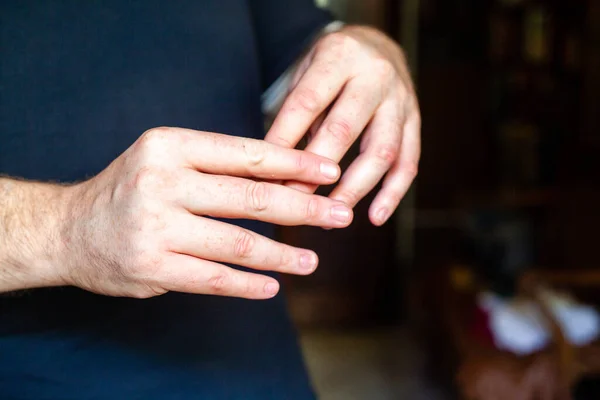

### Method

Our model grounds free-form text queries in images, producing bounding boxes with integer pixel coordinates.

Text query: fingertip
[263,280,280,298]
[330,203,353,227]
[319,161,341,181]
[370,216,385,227]
[299,251,319,274]
[369,204,391,227]
[347,207,355,226]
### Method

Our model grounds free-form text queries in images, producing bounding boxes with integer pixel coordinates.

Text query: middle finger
[176,169,354,228]
[286,75,385,193]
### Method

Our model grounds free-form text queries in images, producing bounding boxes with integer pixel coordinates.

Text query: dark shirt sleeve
[248,0,334,91]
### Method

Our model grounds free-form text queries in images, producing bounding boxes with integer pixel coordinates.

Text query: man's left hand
[265,25,420,226]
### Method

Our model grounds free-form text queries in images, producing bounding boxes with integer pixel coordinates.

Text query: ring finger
[328,97,403,208]
[168,213,319,275]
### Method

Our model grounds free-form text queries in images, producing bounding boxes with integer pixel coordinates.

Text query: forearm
[0,177,71,292]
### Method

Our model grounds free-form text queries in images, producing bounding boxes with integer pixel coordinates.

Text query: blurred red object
[468,303,495,348]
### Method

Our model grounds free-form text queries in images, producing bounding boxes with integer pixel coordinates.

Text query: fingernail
[300,253,317,271]
[320,162,339,179]
[331,205,351,223]
[264,282,279,296]
[376,208,390,224]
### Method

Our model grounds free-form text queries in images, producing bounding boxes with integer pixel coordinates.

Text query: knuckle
[142,126,170,139]
[243,139,267,167]
[131,166,172,195]
[245,181,270,213]
[316,34,338,55]
[322,31,345,47]
[135,127,181,165]
[132,166,157,192]
[233,229,255,259]
[239,278,251,297]
[294,152,310,174]
[340,189,361,205]
[373,143,399,167]
[372,57,395,80]
[208,273,229,294]
[326,120,354,147]
[404,162,419,179]
[139,127,173,149]
[293,87,321,113]
[131,284,167,299]
[303,197,320,220]
[324,32,360,54]
[278,249,294,270]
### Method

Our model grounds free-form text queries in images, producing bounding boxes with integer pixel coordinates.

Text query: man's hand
[265,25,420,226]
[0,127,352,299]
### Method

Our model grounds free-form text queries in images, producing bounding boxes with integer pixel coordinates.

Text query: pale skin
[267,25,420,225]
[0,129,351,299]
[0,25,419,299]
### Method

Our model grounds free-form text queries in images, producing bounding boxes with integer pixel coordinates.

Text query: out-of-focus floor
[300,327,448,400]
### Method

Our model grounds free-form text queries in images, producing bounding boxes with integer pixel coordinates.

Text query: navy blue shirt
[0,1,331,399]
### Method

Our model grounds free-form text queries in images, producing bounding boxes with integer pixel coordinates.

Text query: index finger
[157,127,342,184]
[264,47,351,149]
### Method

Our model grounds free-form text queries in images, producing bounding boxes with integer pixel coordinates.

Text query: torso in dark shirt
[0,1,329,398]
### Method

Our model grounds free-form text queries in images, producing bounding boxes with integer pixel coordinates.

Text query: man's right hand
[1,127,352,299]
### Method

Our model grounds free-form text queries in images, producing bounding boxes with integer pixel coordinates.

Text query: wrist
[261,21,345,117]
[0,178,76,291]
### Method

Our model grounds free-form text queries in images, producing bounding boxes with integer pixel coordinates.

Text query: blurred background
[278,0,600,399]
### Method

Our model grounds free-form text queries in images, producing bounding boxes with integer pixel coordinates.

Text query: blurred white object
[478,290,600,355]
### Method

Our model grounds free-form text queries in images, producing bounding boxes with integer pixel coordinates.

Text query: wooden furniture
[412,2,600,396]
[414,0,600,277]
[446,265,600,400]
